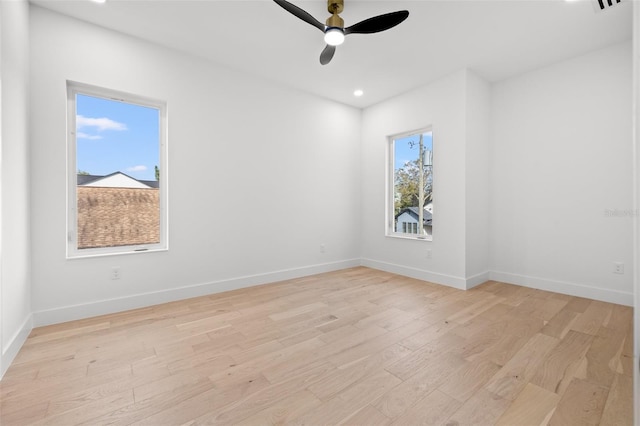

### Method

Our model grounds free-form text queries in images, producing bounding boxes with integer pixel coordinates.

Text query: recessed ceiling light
[354,89,364,97]
[91,0,106,4]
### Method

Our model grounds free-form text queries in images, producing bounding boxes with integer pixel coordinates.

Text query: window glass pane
[75,93,161,250]
[391,129,433,238]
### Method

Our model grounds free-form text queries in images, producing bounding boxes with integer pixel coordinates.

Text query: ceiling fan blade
[273,0,325,32]
[320,45,336,65]
[344,10,409,35]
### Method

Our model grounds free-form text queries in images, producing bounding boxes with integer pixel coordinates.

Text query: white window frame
[386,126,433,241]
[66,81,168,258]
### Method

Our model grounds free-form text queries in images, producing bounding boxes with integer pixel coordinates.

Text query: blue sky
[394,131,433,171]
[76,94,159,181]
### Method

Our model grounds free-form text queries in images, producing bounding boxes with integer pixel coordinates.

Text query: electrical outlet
[426,249,432,259]
[320,244,326,253]
[613,262,624,274]
[111,267,121,280]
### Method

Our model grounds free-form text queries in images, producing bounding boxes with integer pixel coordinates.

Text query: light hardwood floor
[0,267,634,425]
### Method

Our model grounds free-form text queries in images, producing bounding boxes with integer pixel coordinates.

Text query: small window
[388,128,433,240]
[67,82,168,257]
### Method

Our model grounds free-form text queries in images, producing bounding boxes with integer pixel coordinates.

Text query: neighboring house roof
[396,206,433,225]
[77,174,102,186]
[77,171,159,189]
[77,186,159,249]
[139,179,160,189]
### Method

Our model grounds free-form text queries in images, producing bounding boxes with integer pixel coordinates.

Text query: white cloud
[77,132,103,140]
[76,115,127,132]
[127,165,147,173]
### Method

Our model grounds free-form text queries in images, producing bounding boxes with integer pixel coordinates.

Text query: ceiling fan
[273,0,409,65]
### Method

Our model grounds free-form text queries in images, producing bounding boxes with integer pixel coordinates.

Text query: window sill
[67,246,168,260]
[386,233,433,242]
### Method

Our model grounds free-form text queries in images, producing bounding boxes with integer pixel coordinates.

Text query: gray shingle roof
[77,186,160,249]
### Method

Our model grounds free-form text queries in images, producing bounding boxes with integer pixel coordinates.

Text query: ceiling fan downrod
[326,0,344,27]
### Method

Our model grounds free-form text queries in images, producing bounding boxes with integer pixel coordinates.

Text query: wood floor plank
[570,300,614,336]
[292,370,402,426]
[583,325,626,388]
[204,363,333,425]
[262,326,388,384]
[445,293,504,324]
[307,343,410,401]
[233,389,323,426]
[529,330,593,396]
[541,308,580,339]
[563,296,593,313]
[133,372,209,403]
[397,319,458,351]
[343,405,392,426]
[460,312,546,367]
[133,375,271,425]
[34,389,135,426]
[438,358,501,402]
[390,389,461,426]
[81,378,222,426]
[599,373,634,426]
[0,267,633,426]
[384,332,466,381]
[548,378,608,426]
[374,352,467,419]
[268,301,328,321]
[444,389,511,426]
[483,333,559,401]
[516,296,568,322]
[495,382,560,426]
[328,320,428,369]
[618,322,634,377]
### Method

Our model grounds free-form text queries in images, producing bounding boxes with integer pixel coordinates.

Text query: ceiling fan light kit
[274,0,409,65]
[324,28,345,46]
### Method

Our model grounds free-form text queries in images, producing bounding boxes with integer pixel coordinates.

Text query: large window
[388,128,433,240]
[67,82,167,257]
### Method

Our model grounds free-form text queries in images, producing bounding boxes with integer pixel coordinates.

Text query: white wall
[29,7,362,325]
[361,70,474,289]
[465,71,491,284]
[490,41,634,305]
[0,0,32,378]
[361,43,632,306]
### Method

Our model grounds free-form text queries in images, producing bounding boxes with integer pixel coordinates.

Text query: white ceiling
[31,0,633,108]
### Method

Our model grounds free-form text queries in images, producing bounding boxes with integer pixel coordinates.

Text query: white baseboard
[359,260,633,306]
[33,259,361,327]
[1,314,33,380]
[490,270,634,306]
[361,258,468,290]
[31,261,634,328]
[465,271,491,289]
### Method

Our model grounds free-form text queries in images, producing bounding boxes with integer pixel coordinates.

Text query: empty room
[1,0,638,424]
